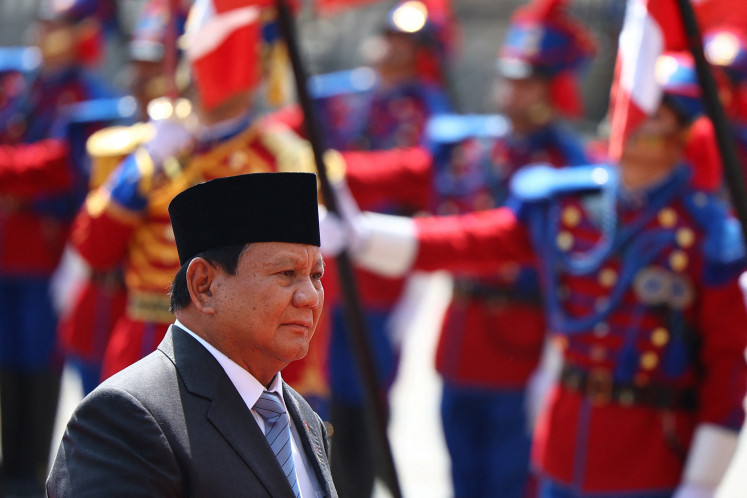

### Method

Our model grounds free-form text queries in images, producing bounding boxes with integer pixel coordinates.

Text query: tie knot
[254,391,286,424]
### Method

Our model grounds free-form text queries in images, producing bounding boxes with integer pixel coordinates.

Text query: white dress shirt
[175,321,322,497]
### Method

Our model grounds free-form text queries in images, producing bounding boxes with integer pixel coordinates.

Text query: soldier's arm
[676,223,747,494]
[322,181,534,278]
[341,146,433,211]
[0,139,73,198]
[71,149,152,270]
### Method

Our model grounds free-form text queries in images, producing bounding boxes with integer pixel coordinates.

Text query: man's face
[374,32,419,80]
[208,242,325,376]
[35,20,77,69]
[621,103,685,166]
[493,75,551,127]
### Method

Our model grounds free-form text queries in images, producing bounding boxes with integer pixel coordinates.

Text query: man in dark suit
[47,172,337,498]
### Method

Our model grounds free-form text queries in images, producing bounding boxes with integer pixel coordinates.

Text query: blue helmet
[37,0,102,23]
[656,51,703,125]
[382,0,456,84]
[129,0,189,63]
[497,0,596,80]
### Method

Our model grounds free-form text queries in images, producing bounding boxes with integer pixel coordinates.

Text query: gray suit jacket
[47,325,337,497]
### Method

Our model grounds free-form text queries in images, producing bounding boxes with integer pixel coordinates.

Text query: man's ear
[186,257,216,315]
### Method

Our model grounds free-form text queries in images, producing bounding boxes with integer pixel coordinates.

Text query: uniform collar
[195,111,254,153]
[616,163,692,211]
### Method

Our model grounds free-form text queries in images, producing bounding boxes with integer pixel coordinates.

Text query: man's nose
[294,278,320,308]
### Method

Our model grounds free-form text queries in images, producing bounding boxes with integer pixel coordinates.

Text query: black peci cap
[168,173,320,265]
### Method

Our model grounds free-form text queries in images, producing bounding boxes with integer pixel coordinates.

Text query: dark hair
[169,243,248,312]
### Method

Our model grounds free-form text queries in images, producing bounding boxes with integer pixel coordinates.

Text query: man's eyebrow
[263,256,302,269]
[262,254,325,269]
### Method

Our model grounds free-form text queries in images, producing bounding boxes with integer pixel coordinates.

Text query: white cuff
[354,212,418,278]
[681,423,739,488]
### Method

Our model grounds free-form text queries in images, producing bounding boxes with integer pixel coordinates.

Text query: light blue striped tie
[254,391,301,497]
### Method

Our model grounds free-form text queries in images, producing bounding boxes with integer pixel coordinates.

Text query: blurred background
[10,1,747,497]
[0,0,626,131]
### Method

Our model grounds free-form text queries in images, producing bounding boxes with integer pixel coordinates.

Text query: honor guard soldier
[68,0,396,398]
[56,0,192,395]
[298,2,457,495]
[0,0,131,494]
[429,2,594,496]
[316,0,594,495]
[320,51,747,497]
[69,0,287,383]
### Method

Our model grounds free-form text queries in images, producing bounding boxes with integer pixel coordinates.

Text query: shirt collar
[173,320,285,410]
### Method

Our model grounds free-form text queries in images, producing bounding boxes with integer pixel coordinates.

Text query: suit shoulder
[95,349,178,400]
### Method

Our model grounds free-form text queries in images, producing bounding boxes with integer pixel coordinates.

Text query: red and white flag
[183,0,268,111]
[607,0,688,161]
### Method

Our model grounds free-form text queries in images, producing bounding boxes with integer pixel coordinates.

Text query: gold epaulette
[85,97,193,190]
[259,125,347,185]
[86,122,154,189]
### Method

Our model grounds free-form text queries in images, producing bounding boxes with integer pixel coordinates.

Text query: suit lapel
[206,377,296,498]
[284,384,334,497]
[162,325,296,498]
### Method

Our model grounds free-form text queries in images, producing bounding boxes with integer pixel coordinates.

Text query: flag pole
[674,0,747,247]
[164,0,181,101]
[274,1,403,497]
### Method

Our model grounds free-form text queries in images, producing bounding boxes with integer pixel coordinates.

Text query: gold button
[229,151,249,170]
[562,206,582,227]
[676,228,695,248]
[590,346,606,362]
[599,268,617,288]
[557,231,574,251]
[669,251,688,272]
[651,327,669,347]
[640,352,658,370]
[658,208,678,228]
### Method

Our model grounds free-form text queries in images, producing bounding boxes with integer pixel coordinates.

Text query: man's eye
[281,270,295,277]
[312,272,324,280]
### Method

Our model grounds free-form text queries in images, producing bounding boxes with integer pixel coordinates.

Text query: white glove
[318,179,370,258]
[672,483,715,498]
[318,205,348,258]
[50,246,89,316]
[525,339,562,434]
[144,117,195,168]
[319,180,418,277]
[674,424,739,497]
